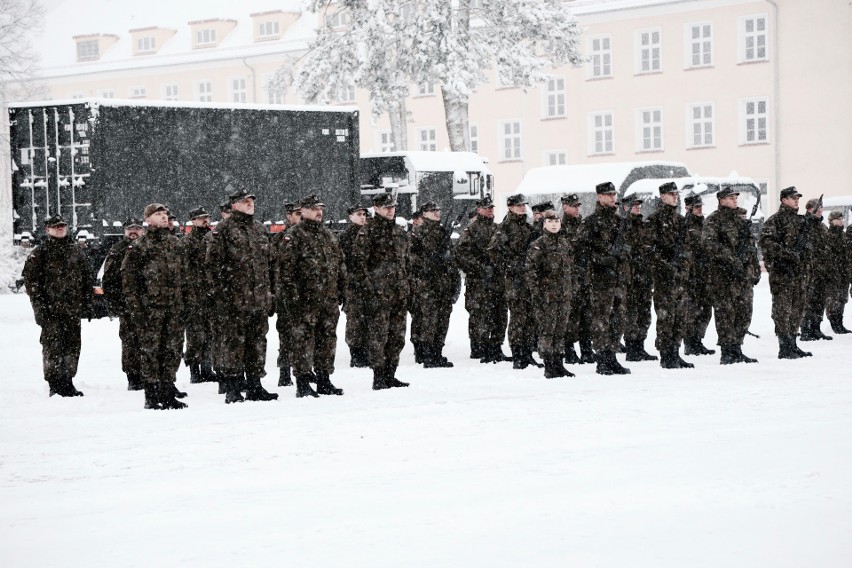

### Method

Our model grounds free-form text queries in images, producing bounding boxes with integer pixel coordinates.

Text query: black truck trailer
[8,99,360,242]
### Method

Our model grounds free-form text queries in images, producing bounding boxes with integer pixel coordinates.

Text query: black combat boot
[675,347,695,368]
[217,377,227,394]
[777,336,799,359]
[386,364,410,388]
[625,339,658,362]
[608,351,631,375]
[470,341,485,359]
[278,365,293,387]
[511,344,529,369]
[799,319,818,341]
[127,372,144,391]
[295,373,319,398]
[660,347,681,369]
[200,364,217,383]
[595,351,614,375]
[792,336,812,357]
[684,337,715,355]
[564,343,580,364]
[720,345,739,365]
[189,364,203,384]
[371,367,391,391]
[828,315,852,334]
[245,376,278,401]
[616,341,626,354]
[224,376,245,404]
[315,370,344,396]
[543,354,561,378]
[413,341,425,364]
[735,345,758,363]
[813,321,833,341]
[143,382,162,409]
[526,347,544,368]
[350,347,370,368]
[161,381,188,409]
[424,343,454,368]
[579,339,597,364]
[170,382,188,399]
[62,375,84,397]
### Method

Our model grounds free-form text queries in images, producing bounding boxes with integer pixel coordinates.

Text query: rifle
[735,191,761,267]
[673,196,694,271]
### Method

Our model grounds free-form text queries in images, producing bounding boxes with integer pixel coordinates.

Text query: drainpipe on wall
[242,57,258,103]
[766,0,780,208]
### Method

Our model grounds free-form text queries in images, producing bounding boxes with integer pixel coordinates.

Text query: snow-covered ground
[1,280,851,567]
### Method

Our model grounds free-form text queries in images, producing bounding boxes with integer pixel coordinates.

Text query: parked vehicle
[821,196,852,226]
[623,173,763,220]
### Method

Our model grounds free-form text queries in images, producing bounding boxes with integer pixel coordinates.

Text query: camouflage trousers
[768,271,808,336]
[118,314,142,376]
[535,300,570,356]
[465,281,508,347]
[506,280,535,349]
[653,271,688,352]
[344,293,370,351]
[276,302,293,369]
[825,279,850,320]
[368,302,407,370]
[685,281,713,341]
[412,290,453,346]
[623,274,652,343]
[39,316,81,383]
[565,282,594,345]
[183,310,213,367]
[290,301,339,375]
[136,310,183,385]
[804,274,829,321]
[710,279,752,346]
[589,284,627,353]
[217,310,268,379]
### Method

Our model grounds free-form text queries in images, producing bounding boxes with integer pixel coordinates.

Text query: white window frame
[635,27,662,74]
[335,79,355,103]
[230,77,247,103]
[738,14,768,63]
[740,97,769,144]
[162,84,179,101]
[99,90,115,99]
[69,92,85,100]
[636,107,664,152]
[196,80,213,102]
[258,21,280,38]
[544,150,567,166]
[469,123,479,154]
[377,130,395,153]
[417,127,437,152]
[76,39,99,61]
[129,86,147,99]
[542,75,566,118]
[587,111,615,155]
[416,82,436,97]
[587,35,612,79]
[136,36,156,53]
[263,74,284,104]
[686,102,715,148]
[684,22,713,68]
[326,9,350,28]
[498,120,522,161]
[196,29,216,46]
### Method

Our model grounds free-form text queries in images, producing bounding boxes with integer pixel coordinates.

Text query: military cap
[476,195,495,208]
[411,210,423,220]
[419,201,441,213]
[123,217,144,228]
[658,181,679,194]
[684,194,704,207]
[167,212,176,220]
[560,193,581,206]
[347,203,367,215]
[629,197,644,205]
[228,187,255,203]
[372,193,397,208]
[299,194,326,208]
[44,213,68,228]
[143,203,168,218]
[506,193,528,206]
[828,211,843,221]
[542,210,559,220]
[284,202,301,214]
[219,200,231,212]
[779,186,802,199]
[596,182,617,194]
[716,186,740,200]
[189,207,210,220]
[531,201,555,214]
[805,198,822,212]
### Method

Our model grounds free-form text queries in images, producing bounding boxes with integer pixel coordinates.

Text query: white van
[821,196,852,226]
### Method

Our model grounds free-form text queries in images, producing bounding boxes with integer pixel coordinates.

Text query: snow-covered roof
[361,151,491,174]
[515,161,690,195]
[7,97,357,115]
[822,196,852,207]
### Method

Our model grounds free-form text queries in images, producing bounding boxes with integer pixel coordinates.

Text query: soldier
[278,195,346,398]
[167,212,182,238]
[181,207,216,384]
[758,186,812,359]
[350,193,411,390]
[207,187,278,403]
[455,195,510,363]
[488,194,541,369]
[800,198,833,341]
[576,182,631,375]
[559,194,596,365]
[408,208,425,363]
[22,214,93,397]
[409,201,460,368]
[682,194,715,356]
[121,204,187,409]
[702,188,760,364]
[647,181,694,369]
[737,206,762,350]
[208,199,232,394]
[410,210,423,231]
[338,204,371,368]
[531,201,555,239]
[825,211,851,334]
[271,202,302,387]
[101,217,146,390]
[622,197,658,362]
[525,210,575,378]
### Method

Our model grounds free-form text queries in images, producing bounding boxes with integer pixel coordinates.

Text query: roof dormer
[73,33,119,62]
[250,10,301,42]
[129,26,176,56]
[189,18,237,49]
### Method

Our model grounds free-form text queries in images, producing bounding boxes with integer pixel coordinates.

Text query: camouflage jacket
[101,236,134,315]
[206,210,272,315]
[455,214,500,284]
[277,218,346,310]
[121,227,184,315]
[759,204,805,277]
[825,225,848,285]
[686,214,709,285]
[623,213,651,284]
[804,214,830,280]
[488,211,535,281]
[22,236,93,324]
[647,202,691,281]
[702,206,753,284]
[180,225,212,309]
[525,230,573,304]
[576,204,627,289]
[350,214,410,305]
[409,218,460,298]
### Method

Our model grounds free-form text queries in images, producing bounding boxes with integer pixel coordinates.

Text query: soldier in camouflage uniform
[576,182,631,375]
[207,188,278,403]
[622,197,658,362]
[23,214,93,397]
[409,201,461,368]
[702,188,760,364]
[181,207,216,384]
[559,194,596,365]
[338,204,371,368]
[800,198,834,341]
[530,201,555,240]
[270,202,302,387]
[278,195,346,398]
[488,194,541,369]
[525,210,575,378]
[824,211,851,334]
[350,193,411,390]
[101,217,145,390]
[682,195,715,356]
[758,186,812,359]
[647,182,694,369]
[121,204,187,409]
[207,200,231,394]
[455,195,510,363]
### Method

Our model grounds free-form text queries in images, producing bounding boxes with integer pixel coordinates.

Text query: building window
[196,29,216,45]
[258,21,280,38]
[544,151,567,166]
[231,77,247,103]
[740,14,768,62]
[335,79,355,103]
[129,86,147,99]
[163,84,179,101]
[543,75,565,118]
[69,93,85,99]
[416,82,435,96]
[469,0,483,9]
[636,28,662,74]
[326,9,350,28]
[76,39,99,62]
[197,80,213,102]
[469,123,479,154]
[499,120,522,160]
[740,98,769,144]
[417,128,437,152]
[100,90,114,99]
[588,35,612,79]
[137,36,156,53]
[588,111,614,155]
[637,108,663,152]
[687,103,714,148]
[686,23,712,68]
[378,130,395,153]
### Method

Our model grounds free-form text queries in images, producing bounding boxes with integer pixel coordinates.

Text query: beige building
[20,0,852,213]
